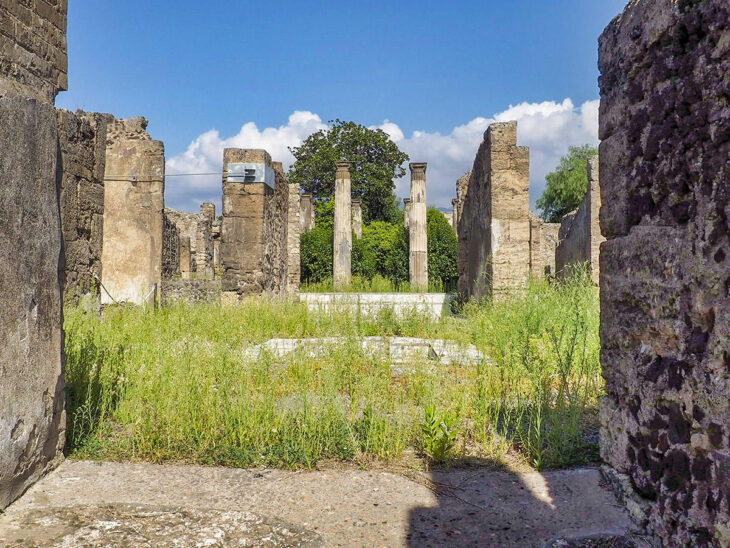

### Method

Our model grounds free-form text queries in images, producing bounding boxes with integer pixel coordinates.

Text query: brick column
[333,162,352,288]
[409,163,428,291]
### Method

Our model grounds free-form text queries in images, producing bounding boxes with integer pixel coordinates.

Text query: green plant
[288,120,409,223]
[427,209,458,290]
[300,226,333,283]
[420,405,459,463]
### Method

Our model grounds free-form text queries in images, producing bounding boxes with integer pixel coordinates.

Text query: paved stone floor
[0,460,650,547]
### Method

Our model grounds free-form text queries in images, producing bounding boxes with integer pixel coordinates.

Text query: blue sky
[57,1,628,213]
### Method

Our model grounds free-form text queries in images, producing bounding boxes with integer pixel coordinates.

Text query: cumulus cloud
[165,99,599,213]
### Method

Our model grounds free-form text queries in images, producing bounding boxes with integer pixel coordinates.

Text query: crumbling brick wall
[163,208,213,276]
[0,0,68,102]
[56,110,108,301]
[457,122,531,300]
[599,0,730,544]
[162,212,180,279]
[555,156,603,283]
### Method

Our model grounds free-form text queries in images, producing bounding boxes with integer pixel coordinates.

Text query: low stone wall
[160,279,221,306]
[529,213,560,279]
[56,109,108,301]
[300,293,457,320]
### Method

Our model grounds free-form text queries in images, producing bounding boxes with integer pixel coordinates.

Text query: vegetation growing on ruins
[288,120,409,224]
[65,271,601,471]
[300,208,457,291]
[536,144,599,223]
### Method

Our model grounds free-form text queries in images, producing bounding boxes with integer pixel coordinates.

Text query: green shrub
[359,221,408,284]
[301,226,333,283]
[427,209,458,290]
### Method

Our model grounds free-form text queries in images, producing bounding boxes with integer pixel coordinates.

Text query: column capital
[409,162,427,174]
[335,162,352,174]
[351,198,362,205]
[403,198,411,204]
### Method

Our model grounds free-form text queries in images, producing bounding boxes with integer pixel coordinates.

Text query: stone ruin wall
[0,0,68,102]
[162,212,180,279]
[56,110,108,301]
[221,149,300,299]
[163,208,213,277]
[555,156,603,283]
[458,122,531,301]
[100,117,165,305]
[0,0,67,509]
[529,212,560,279]
[599,0,730,544]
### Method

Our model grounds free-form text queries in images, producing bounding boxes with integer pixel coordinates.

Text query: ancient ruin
[221,149,300,299]
[351,198,363,239]
[409,163,428,290]
[164,206,214,278]
[403,198,411,230]
[0,0,67,510]
[56,110,108,301]
[300,194,315,233]
[599,0,730,544]
[100,117,165,306]
[458,122,531,300]
[333,162,353,288]
[555,156,603,283]
[529,213,561,279]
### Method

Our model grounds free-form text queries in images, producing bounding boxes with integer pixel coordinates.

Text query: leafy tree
[359,222,408,283]
[289,120,409,223]
[300,226,333,283]
[427,209,458,289]
[536,145,599,223]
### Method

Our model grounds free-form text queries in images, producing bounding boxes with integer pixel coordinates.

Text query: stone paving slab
[0,461,648,547]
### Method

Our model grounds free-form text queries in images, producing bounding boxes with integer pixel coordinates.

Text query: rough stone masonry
[599,0,730,545]
[458,122,531,300]
[0,0,68,510]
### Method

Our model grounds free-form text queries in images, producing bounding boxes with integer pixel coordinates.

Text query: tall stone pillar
[351,199,363,238]
[200,202,216,223]
[409,163,428,291]
[403,198,411,230]
[300,194,315,233]
[333,162,352,288]
[457,122,530,300]
[585,156,603,285]
[221,148,275,297]
[452,198,459,232]
[101,117,165,306]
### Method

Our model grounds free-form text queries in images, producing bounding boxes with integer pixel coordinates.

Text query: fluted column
[351,198,363,239]
[403,198,411,230]
[409,163,428,291]
[333,162,352,288]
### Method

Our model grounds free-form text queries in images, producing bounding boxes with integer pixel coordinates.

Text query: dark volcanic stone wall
[57,109,108,301]
[599,0,730,544]
[162,212,180,279]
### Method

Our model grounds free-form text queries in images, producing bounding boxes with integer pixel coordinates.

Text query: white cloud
[165,100,599,213]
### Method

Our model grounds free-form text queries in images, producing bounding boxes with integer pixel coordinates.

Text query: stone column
[403,198,411,230]
[200,202,216,223]
[333,162,352,288]
[351,199,363,239]
[452,198,459,232]
[300,194,315,233]
[198,203,215,278]
[180,237,192,279]
[409,163,428,291]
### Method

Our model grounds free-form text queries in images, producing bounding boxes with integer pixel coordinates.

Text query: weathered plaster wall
[56,109,107,301]
[457,122,530,300]
[0,0,68,102]
[100,117,165,305]
[599,1,730,544]
[0,95,65,509]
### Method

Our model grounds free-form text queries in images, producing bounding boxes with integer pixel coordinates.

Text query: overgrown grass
[65,271,601,470]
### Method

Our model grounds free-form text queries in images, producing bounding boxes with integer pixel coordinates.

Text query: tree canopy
[288,120,409,224]
[536,145,599,223]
